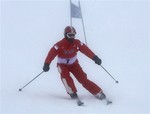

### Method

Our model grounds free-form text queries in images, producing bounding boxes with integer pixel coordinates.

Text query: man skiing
[43,26,106,103]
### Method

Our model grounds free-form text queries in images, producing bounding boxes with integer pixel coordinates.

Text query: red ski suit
[45,38,102,95]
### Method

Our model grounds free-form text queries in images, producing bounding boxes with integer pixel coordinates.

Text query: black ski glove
[43,63,50,72]
[93,55,102,65]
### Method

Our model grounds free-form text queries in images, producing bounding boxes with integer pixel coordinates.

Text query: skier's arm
[45,46,58,64]
[43,45,58,72]
[78,42,95,59]
[78,42,102,65]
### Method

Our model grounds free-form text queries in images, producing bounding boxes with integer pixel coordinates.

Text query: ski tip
[78,103,84,106]
[77,101,84,106]
[106,100,112,105]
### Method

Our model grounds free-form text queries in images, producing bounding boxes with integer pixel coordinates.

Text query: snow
[1,0,149,114]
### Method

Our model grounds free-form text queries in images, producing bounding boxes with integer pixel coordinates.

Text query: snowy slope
[1,0,149,114]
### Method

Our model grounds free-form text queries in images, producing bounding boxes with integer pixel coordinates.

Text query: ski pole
[19,71,44,91]
[100,65,119,83]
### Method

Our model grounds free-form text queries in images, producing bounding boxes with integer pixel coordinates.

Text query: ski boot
[70,93,84,106]
[95,91,106,100]
[70,93,78,99]
[95,91,112,105]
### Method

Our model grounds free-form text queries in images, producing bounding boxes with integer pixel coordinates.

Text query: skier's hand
[93,55,102,65]
[43,63,50,72]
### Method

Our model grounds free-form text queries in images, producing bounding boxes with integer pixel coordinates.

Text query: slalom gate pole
[19,71,44,91]
[78,0,88,45]
[100,65,119,84]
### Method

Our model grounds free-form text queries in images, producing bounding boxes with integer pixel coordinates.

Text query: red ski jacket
[44,38,95,65]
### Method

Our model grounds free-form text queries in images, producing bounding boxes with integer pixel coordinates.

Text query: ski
[96,96,112,105]
[76,98,84,106]
[76,98,111,106]
[105,99,112,105]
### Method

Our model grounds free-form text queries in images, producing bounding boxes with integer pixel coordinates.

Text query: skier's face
[66,33,75,43]
[67,33,75,39]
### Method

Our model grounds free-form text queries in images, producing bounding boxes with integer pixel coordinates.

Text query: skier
[43,26,106,101]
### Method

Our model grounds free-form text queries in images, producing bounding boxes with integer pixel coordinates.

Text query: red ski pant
[57,62,102,95]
